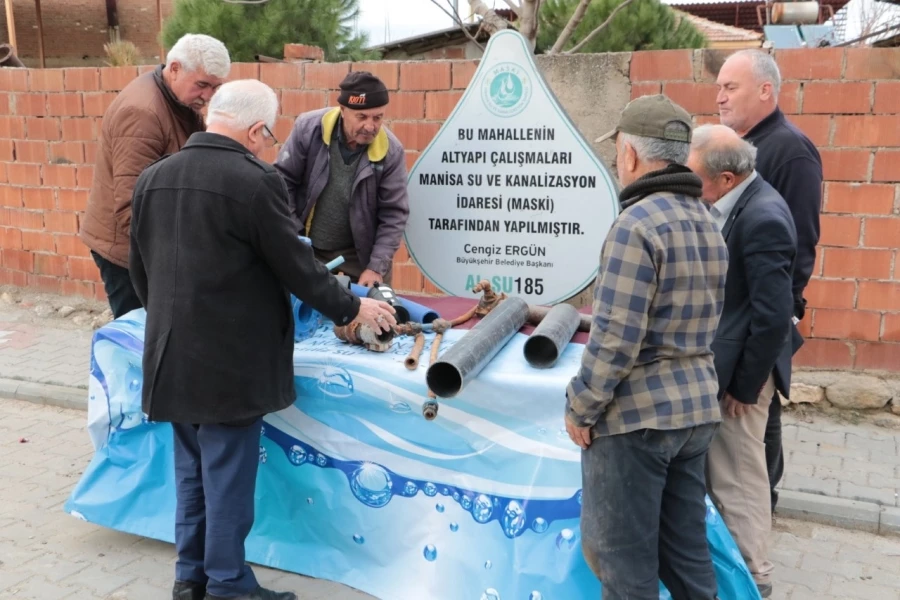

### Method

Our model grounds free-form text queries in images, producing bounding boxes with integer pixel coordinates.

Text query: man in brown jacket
[80,33,230,318]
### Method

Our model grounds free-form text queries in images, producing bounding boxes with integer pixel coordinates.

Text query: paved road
[2,399,899,600]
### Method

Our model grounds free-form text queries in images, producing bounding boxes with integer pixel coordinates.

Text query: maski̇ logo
[482,63,531,118]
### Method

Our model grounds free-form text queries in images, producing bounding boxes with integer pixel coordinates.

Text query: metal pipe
[426,297,528,398]
[523,303,580,368]
[0,44,25,68]
[4,0,17,53]
[405,332,425,370]
[527,304,591,333]
[35,0,45,68]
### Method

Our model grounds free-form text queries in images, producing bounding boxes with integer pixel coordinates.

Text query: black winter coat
[129,132,360,424]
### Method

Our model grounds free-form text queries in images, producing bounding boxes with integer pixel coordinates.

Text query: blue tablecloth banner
[66,308,760,600]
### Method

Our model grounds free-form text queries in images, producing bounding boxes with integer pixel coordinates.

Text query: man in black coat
[688,124,798,599]
[129,79,397,600]
[716,49,822,511]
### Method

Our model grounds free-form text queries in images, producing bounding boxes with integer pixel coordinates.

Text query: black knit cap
[337,71,389,110]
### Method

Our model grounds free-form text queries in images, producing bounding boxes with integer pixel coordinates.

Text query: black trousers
[765,394,784,511]
[91,251,143,319]
[172,419,263,597]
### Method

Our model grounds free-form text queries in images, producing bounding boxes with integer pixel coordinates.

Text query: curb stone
[0,376,88,411]
[4,378,899,539]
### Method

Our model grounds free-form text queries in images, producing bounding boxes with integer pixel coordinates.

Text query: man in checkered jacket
[564,95,729,600]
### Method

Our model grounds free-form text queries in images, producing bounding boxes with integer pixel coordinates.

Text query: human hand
[355,298,397,333]
[358,269,383,287]
[565,415,592,450]
[723,393,751,418]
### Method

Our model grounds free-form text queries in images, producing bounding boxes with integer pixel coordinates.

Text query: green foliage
[161,0,379,63]
[536,0,707,53]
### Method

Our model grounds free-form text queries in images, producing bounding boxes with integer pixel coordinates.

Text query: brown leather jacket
[80,66,204,267]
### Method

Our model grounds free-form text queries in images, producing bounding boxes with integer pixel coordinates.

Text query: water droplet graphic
[404,481,418,496]
[705,504,718,524]
[576,490,583,505]
[484,560,492,570]
[316,453,327,467]
[423,544,437,561]
[461,495,472,510]
[306,498,314,505]
[349,463,393,508]
[128,379,140,392]
[556,528,576,550]
[452,491,460,501]
[261,425,266,436]
[557,427,567,438]
[472,494,493,523]
[258,447,267,464]
[435,503,445,513]
[538,427,547,435]
[529,592,543,600]
[353,534,365,544]
[449,522,459,532]
[391,402,411,414]
[423,482,437,497]
[532,517,549,533]
[288,445,307,466]
[441,487,450,496]
[480,589,500,600]
[501,500,526,538]
[317,365,354,398]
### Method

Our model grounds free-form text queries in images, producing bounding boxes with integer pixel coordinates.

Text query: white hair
[692,124,757,177]
[729,49,782,96]
[207,79,278,130]
[166,34,231,79]
[621,123,691,166]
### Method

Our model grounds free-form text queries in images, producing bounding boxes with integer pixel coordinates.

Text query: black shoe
[205,587,298,600]
[757,582,773,598]
[173,581,206,600]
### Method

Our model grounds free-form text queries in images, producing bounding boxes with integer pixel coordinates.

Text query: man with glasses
[275,71,410,287]
[129,79,397,600]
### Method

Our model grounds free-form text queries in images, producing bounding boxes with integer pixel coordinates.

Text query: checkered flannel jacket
[566,191,729,437]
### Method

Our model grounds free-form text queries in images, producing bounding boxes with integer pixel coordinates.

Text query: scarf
[618,164,703,209]
[153,65,205,136]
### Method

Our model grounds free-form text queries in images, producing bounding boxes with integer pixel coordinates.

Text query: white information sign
[403,29,619,305]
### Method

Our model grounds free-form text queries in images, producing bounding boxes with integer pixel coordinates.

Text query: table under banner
[64,298,760,600]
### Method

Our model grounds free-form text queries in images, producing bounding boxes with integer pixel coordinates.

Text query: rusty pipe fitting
[333,321,395,352]
[405,332,426,370]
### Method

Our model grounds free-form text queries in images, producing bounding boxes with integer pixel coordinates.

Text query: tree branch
[548,0,593,54]
[564,0,638,54]
[501,0,521,11]
[467,0,512,34]
[430,0,486,50]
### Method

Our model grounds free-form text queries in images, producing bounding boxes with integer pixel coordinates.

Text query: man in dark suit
[129,79,397,600]
[687,124,798,600]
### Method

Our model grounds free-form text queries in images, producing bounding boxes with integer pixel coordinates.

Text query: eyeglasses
[263,124,278,147]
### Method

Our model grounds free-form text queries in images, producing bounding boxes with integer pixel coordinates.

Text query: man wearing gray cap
[564,95,728,600]
[275,71,410,287]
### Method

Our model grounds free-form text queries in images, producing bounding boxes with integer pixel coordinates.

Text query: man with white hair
[688,124,798,599]
[716,50,822,512]
[128,79,397,600]
[565,95,728,599]
[82,33,230,318]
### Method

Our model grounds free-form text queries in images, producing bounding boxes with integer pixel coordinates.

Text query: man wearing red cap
[274,71,410,287]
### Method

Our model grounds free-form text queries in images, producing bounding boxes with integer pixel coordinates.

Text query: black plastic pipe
[426,297,529,398]
[523,303,580,368]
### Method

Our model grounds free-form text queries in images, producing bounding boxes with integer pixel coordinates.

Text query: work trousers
[707,376,776,586]
[91,251,143,319]
[580,423,720,600]
[172,419,262,598]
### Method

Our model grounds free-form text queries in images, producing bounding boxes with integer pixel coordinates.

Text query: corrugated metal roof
[676,10,764,40]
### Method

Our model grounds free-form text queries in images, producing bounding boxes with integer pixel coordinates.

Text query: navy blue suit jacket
[712,175,801,403]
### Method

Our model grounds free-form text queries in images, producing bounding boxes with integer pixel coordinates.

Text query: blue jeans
[172,419,262,597]
[580,423,720,600]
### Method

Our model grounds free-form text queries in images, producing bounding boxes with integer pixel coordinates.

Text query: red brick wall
[0,48,898,372]
[0,0,173,64]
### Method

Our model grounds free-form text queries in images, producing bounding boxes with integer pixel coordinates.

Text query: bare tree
[854,0,900,43]
[456,0,640,54]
